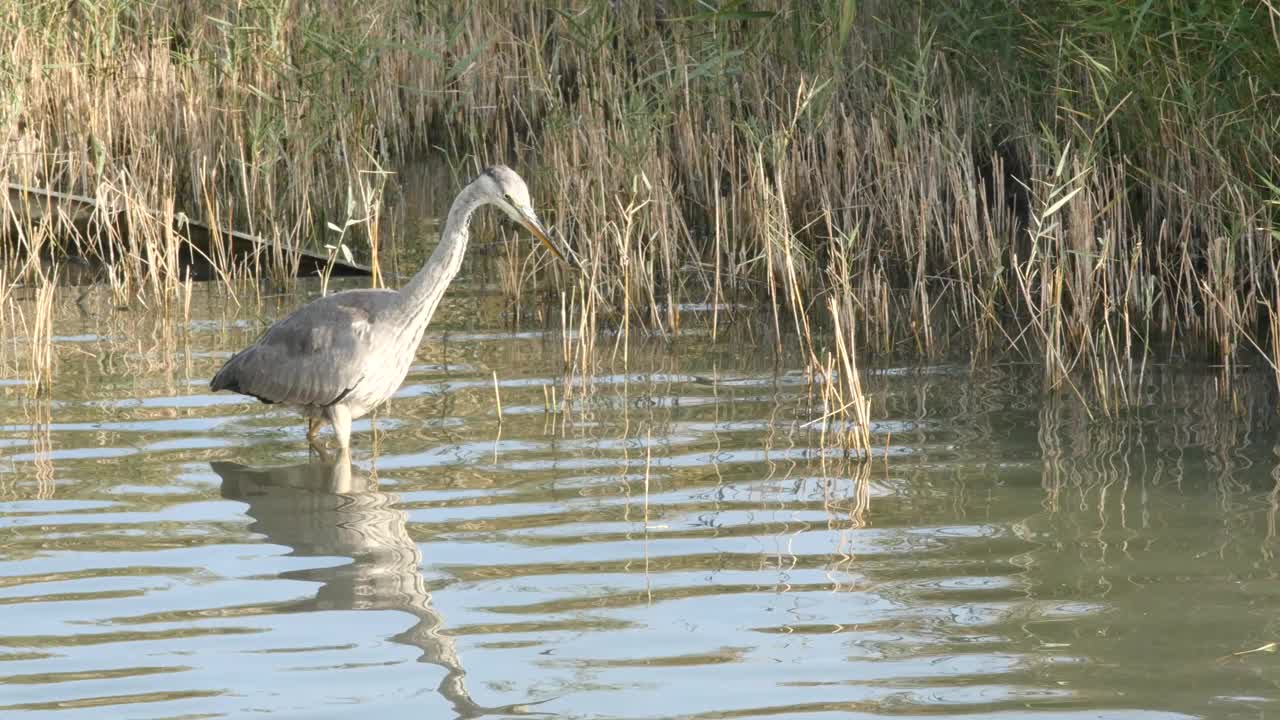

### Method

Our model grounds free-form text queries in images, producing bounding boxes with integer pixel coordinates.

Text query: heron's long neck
[398,184,484,329]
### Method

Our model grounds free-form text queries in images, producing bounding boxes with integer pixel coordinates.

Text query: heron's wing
[211,291,395,407]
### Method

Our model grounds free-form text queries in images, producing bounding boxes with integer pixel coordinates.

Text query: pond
[1,268,1278,719]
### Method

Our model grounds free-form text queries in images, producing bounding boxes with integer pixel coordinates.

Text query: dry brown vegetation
[2,2,1278,436]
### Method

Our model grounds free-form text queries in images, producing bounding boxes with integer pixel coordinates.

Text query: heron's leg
[326,404,353,450]
[306,417,323,447]
[305,416,334,462]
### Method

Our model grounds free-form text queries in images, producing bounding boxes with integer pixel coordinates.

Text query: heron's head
[476,165,573,267]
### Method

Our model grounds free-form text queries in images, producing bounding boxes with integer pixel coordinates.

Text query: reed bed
[2,1,1277,419]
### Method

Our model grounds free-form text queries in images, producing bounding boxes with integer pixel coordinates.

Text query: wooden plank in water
[3,182,372,279]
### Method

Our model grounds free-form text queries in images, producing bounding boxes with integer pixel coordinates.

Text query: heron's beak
[518,210,576,269]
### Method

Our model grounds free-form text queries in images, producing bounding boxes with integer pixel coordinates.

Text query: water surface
[1,277,1278,719]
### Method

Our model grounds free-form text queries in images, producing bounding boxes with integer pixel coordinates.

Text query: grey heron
[210,165,568,450]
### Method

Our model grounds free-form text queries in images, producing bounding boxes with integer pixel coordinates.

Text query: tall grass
[2,1,1277,416]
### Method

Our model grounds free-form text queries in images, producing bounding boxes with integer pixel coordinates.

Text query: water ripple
[0,280,1274,718]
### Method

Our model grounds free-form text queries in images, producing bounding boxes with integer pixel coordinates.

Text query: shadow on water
[212,454,554,718]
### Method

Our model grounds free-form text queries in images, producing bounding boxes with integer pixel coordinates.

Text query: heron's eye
[503,193,515,206]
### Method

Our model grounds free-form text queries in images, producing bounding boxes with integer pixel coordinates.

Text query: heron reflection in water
[212,453,551,718]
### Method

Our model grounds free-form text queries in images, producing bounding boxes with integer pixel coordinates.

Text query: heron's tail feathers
[209,349,276,404]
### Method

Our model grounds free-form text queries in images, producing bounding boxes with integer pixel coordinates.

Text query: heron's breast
[351,357,417,413]
[337,321,426,416]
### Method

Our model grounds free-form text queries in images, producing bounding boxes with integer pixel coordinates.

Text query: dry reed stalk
[21,265,57,401]
[492,370,503,422]
[0,1,1274,414]
[1269,261,1280,394]
[827,299,873,458]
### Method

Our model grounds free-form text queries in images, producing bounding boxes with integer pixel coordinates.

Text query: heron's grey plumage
[211,290,390,406]
[211,166,560,449]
